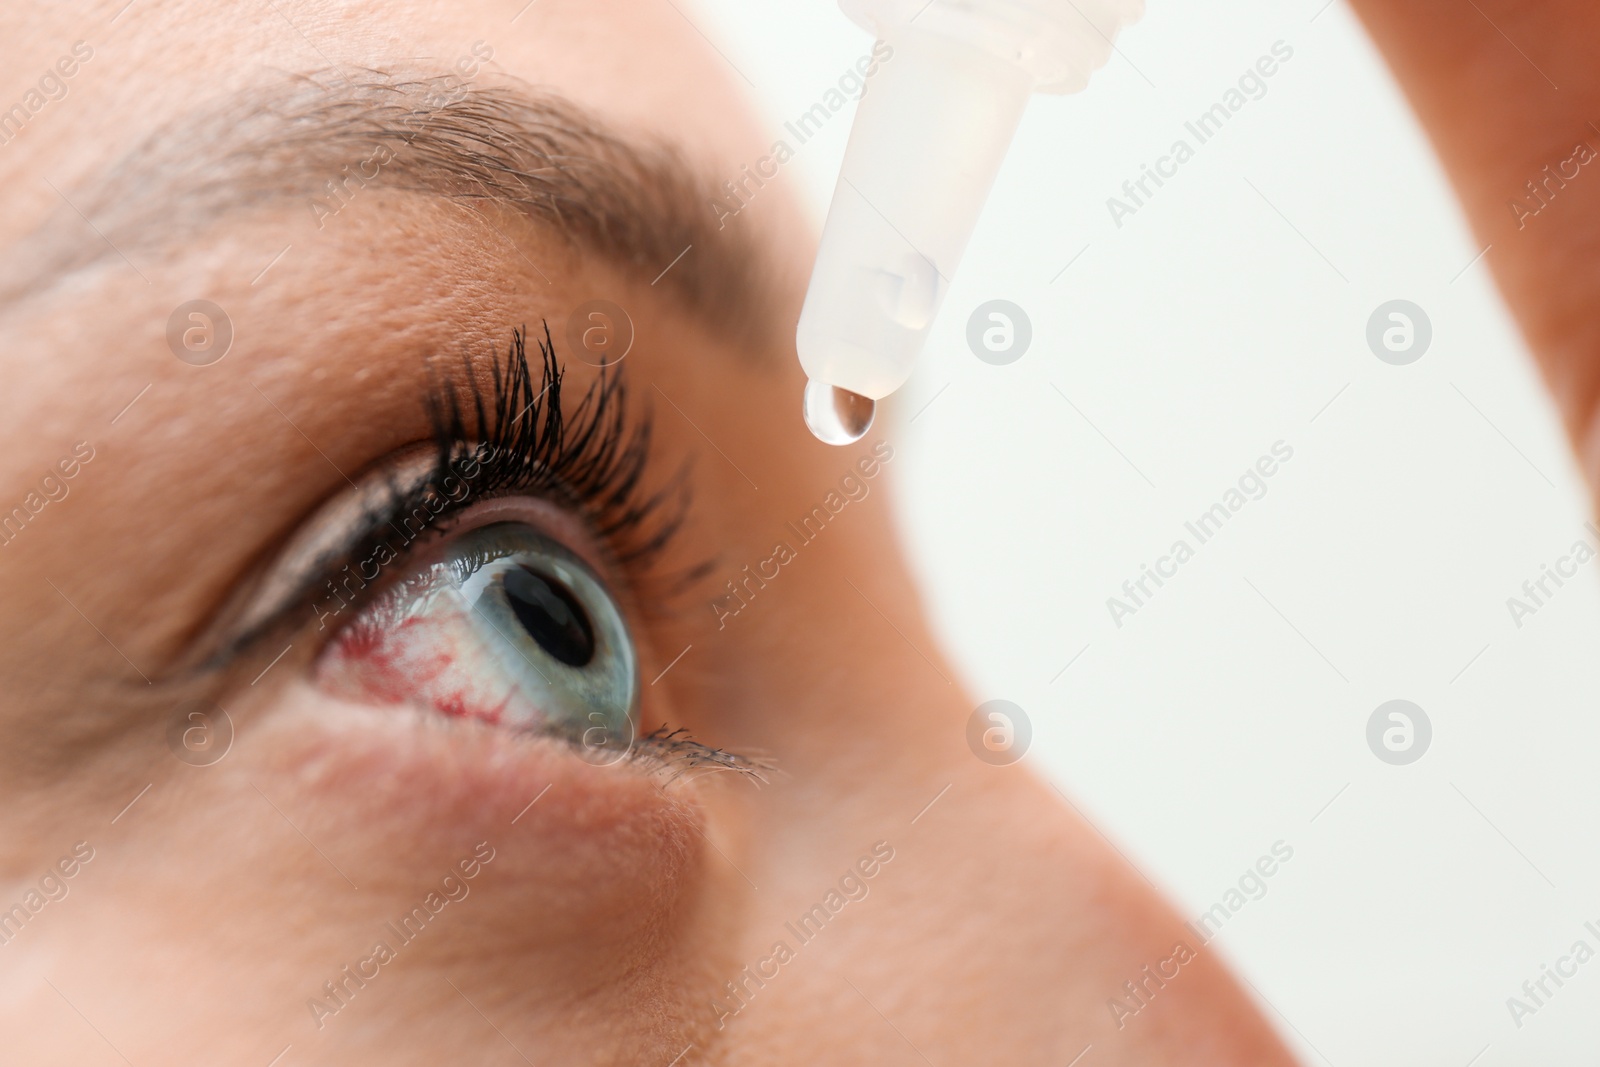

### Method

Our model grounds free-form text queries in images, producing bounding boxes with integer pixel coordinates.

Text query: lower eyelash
[613,725,773,787]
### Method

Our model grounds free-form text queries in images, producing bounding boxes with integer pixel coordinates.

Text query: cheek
[31,688,714,1064]
[247,684,706,959]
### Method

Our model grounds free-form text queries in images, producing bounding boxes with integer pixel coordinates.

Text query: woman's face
[0,2,1293,1063]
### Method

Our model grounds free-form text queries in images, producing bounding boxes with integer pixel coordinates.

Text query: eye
[501,566,594,666]
[316,521,638,745]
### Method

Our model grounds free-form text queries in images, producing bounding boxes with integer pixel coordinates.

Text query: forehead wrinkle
[3,69,786,353]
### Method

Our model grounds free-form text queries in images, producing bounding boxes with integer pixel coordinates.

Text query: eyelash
[421,321,690,579]
[222,322,703,666]
[206,324,764,781]
[352,320,704,608]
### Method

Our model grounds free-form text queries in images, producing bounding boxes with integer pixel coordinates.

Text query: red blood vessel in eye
[320,612,512,727]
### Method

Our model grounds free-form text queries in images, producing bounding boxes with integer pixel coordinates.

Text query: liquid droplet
[802,380,875,445]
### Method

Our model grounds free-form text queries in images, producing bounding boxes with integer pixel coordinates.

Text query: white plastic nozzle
[796,0,1143,440]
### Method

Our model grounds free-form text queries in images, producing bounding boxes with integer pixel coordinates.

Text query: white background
[697,1,1600,1063]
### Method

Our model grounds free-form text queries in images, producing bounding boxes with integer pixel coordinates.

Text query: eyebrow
[5,70,786,348]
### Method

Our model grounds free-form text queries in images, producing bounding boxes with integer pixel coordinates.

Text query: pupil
[502,566,596,667]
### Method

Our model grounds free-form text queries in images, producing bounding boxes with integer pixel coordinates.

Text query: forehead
[0,0,808,426]
[0,0,768,252]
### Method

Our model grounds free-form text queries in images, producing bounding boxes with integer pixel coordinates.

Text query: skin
[1341,0,1600,486]
[0,0,1583,1064]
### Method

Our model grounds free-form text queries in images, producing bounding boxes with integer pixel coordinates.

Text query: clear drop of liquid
[802,380,875,446]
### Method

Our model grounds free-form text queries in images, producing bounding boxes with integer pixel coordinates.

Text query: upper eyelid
[209,441,489,659]
[192,325,695,672]
[213,443,474,651]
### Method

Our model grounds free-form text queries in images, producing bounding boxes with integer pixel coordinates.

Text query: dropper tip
[802,380,875,445]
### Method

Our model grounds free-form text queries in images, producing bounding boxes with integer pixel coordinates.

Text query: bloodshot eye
[316,522,639,746]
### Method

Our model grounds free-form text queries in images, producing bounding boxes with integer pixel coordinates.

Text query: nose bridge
[709,738,1297,1066]
[675,499,1291,1058]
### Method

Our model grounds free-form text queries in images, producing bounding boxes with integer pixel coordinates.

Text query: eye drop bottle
[797,0,1144,444]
